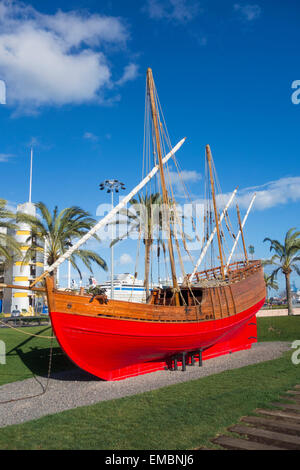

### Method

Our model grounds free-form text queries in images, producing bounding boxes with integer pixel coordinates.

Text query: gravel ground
[0,341,290,428]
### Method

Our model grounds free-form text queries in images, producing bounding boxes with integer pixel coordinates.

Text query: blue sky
[0,0,300,291]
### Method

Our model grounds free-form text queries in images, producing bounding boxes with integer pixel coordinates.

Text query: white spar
[225,193,257,271]
[31,137,186,285]
[189,188,238,282]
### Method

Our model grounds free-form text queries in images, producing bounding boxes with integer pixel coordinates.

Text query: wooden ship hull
[46,261,266,381]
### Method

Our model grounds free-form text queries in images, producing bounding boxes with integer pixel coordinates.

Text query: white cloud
[211,176,300,212]
[192,176,300,212]
[236,176,300,210]
[233,4,262,22]
[0,78,5,103]
[168,169,202,191]
[119,253,134,265]
[144,0,201,23]
[0,1,137,111]
[83,132,99,142]
[0,153,14,162]
[116,63,139,86]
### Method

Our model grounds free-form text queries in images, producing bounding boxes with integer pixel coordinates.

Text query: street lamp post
[99,179,126,300]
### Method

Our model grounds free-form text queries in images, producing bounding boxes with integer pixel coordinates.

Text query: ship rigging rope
[30,137,186,288]
[154,88,184,289]
[202,150,244,272]
[152,83,206,305]
[153,85,200,276]
[128,224,143,302]
[210,155,244,262]
[155,87,201,248]
[0,318,54,338]
[152,89,202,306]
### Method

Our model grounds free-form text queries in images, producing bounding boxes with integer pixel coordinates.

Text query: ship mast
[206,145,225,279]
[146,68,180,305]
[236,204,248,264]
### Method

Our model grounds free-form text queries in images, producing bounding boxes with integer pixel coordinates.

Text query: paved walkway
[257,308,300,317]
[0,341,290,428]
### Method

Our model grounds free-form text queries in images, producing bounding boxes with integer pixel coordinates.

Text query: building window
[30,265,36,277]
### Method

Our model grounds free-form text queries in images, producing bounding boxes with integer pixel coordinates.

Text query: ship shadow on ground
[13,346,103,382]
[7,326,102,382]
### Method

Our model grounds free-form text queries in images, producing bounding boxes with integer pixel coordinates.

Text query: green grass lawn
[0,316,299,450]
[257,316,300,342]
[0,325,73,386]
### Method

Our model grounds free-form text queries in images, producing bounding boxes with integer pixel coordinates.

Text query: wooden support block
[182,352,186,372]
[199,349,203,367]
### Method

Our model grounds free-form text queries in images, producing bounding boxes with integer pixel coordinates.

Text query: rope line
[0,318,54,338]
[0,324,54,404]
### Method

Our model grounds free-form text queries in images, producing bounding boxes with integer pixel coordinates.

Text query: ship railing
[189,260,262,285]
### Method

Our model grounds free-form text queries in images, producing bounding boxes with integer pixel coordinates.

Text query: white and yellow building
[2,202,44,314]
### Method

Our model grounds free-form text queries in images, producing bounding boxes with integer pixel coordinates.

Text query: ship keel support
[169,349,204,372]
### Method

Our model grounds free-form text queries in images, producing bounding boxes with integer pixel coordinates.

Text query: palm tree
[264,273,279,305]
[249,245,255,260]
[110,193,190,297]
[263,228,300,315]
[110,193,163,297]
[17,202,107,286]
[0,199,21,263]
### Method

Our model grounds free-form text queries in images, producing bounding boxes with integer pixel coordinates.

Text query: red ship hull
[50,297,264,381]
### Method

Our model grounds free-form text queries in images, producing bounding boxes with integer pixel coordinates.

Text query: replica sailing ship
[24,69,267,380]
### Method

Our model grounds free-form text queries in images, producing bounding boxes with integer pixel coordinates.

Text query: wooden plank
[286,391,300,396]
[230,424,300,450]
[45,262,266,323]
[256,409,300,422]
[242,416,300,436]
[213,435,284,451]
[271,402,300,412]
[280,395,300,403]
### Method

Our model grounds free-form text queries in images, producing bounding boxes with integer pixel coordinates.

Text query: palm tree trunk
[285,271,294,315]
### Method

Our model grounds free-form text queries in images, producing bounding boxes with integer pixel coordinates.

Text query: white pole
[111,190,114,300]
[31,138,186,284]
[225,193,257,271]
[189,188,238,281]
[29,148,33,203]
[43,239,48,270]
[68,260,71,289]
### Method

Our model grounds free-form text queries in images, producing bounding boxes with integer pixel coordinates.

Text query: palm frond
[291,264,300,276]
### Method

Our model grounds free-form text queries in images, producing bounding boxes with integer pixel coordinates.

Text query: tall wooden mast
[236,204,248,264]
[146,68,180,304]
[206,145,225,278]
